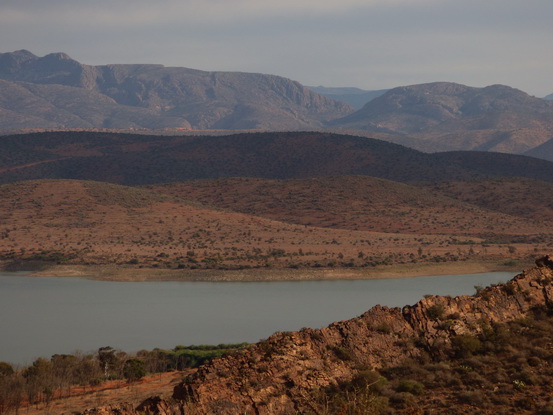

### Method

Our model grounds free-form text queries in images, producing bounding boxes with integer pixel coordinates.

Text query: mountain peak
[331,81,553,137]
[0,49,38,73]
[9,49,37,59]
[41,52,74,61]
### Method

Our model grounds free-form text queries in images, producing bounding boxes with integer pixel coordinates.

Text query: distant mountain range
[2,50,553,161]
[0,50,352,131]
[329,82,553,157]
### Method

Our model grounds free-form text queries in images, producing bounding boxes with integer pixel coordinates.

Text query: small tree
[0,362,14,377]
[98,346,118,378]
[123,359,146,382]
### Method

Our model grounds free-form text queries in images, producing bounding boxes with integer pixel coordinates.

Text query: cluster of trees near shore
[0,343,248,414]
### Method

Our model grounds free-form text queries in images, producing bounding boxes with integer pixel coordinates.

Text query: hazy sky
[1,0,551,96]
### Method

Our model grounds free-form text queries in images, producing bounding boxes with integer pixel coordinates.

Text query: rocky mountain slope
[307,86,388,109]
[330,82,553,154]
[3,131,553,186]
[77,257,553,414]
[0,50,352,130]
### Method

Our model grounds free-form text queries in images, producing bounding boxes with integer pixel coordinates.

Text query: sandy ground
[16,371,188,415]
[22,260,528,282]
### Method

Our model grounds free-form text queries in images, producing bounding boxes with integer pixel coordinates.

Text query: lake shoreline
[3,259,528,282]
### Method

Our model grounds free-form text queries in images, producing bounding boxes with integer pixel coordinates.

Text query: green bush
[427,304,445,320]
[396,380,425,395]
[330,346,355,361]
[451,335,482,358]
[123,358,145,382]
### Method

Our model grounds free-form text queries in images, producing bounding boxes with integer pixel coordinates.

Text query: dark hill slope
[433,151,553,182]
[524,137,553,163]
[2,131,553,185]
[0,50,352,130]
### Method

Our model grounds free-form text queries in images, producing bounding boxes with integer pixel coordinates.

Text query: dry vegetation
[0,179,547,277]
[310,307,553,414]
[425,177,553,221]
[148,176,553,235]
[0,343,249,415]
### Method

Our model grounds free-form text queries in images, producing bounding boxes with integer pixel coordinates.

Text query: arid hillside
[3,131,553,186]
[424,177,553,222]
[0,179,484,271]
[0,179,543,273]
[148,176,552,237]
[1,131,552,273]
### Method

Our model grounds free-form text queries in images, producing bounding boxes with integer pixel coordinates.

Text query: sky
[1,0,551,96]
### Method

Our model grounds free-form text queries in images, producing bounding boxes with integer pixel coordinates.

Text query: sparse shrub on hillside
[426,304,445,320]
[451,335,482,358]
[396,380,424,395]
[329,345,355,362]
[375,322,392,334]
[457,390,489,407]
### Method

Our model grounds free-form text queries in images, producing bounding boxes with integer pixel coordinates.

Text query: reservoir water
[0,271,516,365]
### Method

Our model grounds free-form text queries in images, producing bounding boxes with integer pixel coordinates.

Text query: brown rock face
[81,256,553,414]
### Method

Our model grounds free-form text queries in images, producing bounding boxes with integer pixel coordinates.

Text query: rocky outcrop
[80,256,553,414]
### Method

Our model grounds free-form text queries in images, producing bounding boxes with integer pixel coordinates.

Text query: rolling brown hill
[2,131,553,186]
[330,82,553,155]
[424,177,553,222]
[3,179,503,270]
[0,50,352,131]
[148,176,552,238]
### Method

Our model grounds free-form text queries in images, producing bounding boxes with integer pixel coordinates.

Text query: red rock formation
[80,256,553,414]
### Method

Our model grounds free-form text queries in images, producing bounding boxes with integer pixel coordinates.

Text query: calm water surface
[0,271,516,365]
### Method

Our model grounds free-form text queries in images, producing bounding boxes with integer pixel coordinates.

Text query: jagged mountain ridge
[0,50,353,130]
[3,131,553,185]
